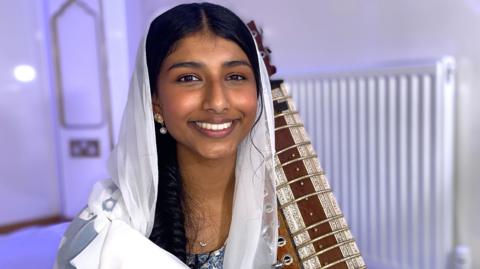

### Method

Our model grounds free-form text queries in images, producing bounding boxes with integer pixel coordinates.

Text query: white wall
[130,0,480,266]
[0,0,131,224]
[0,0,60,225]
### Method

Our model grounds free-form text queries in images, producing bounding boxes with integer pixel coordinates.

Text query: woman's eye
[226,74,246,81]
[177,74,200,82]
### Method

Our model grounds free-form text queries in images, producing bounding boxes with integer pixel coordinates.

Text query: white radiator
[285,57,455,269]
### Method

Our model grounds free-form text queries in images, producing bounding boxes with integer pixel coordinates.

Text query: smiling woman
[55,2,278,269]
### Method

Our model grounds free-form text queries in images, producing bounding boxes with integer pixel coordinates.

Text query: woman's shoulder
[54,180,128,269]
[54,207,100,268]
[54,180,190,269]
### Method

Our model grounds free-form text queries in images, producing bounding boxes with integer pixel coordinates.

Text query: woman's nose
[202,80,229,113]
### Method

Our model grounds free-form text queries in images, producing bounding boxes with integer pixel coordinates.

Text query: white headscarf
[55,5,278,269]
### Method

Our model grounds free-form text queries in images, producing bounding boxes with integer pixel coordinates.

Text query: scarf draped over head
[55,5,278,269]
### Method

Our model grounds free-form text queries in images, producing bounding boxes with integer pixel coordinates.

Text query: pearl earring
[153,113,167,134]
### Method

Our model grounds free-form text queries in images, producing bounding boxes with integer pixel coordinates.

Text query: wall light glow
[13,65,36,82]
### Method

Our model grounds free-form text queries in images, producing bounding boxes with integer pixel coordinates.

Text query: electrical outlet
[69,139,100,157]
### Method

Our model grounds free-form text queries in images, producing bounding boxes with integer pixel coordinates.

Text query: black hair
[145,2,263,263]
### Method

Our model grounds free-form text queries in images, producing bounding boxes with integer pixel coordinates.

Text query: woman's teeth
[195,121,232,131]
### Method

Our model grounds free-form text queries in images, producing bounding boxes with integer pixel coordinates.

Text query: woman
[55,2,278,269]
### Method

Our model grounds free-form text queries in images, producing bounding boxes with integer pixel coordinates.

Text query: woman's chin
[195,145,238,161]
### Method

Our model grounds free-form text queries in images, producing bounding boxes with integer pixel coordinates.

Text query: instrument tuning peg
[271,261,284,269]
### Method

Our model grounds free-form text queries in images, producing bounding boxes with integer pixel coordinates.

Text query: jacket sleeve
[53,180,189,269]
[54,206,108,269]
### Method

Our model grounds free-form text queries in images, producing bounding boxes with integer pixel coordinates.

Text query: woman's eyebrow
[167,61,203,71]
[167,60,251,71]
[223,60,251,68]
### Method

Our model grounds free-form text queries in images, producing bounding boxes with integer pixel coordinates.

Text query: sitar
[247,22,366,269]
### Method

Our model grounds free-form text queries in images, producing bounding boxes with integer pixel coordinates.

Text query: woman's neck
[177,147,236,203]
[176,144,236,253]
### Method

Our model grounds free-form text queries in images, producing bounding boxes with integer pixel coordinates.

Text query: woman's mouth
[192,120,236,138]
[195,121,232,130]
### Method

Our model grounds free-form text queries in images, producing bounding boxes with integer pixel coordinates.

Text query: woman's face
[152,32,258,161]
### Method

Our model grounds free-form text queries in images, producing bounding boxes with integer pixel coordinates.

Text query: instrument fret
[297,227,351,249]
[280,189,332,209]
[275,154,318,169]
[291,214,344,237]
[274,110,299,119]
[321,255,364,269]
[273,95,292,102]
[276,172,325,191]
[275,123,304,132]
[300,239,356,263]
[276,141,311,156]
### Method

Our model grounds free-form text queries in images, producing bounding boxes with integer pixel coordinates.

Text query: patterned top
[186,245,226,269]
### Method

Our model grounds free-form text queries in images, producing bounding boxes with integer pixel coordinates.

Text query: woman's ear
[152,94,162,116]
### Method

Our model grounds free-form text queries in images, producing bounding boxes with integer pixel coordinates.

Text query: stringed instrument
[247,21,366,269]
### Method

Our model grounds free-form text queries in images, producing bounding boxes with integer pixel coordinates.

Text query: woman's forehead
[164,32,250,65]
